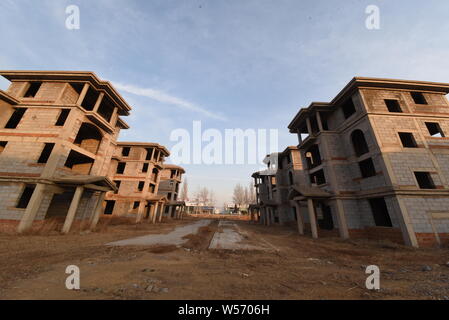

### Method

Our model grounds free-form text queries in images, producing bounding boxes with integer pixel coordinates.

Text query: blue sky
[1,0,449,205]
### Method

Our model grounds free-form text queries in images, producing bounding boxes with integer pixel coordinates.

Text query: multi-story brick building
[0,70,130,233]
[254,77,449,248]
[251,146,306,226]
[157,164,186,219]
[105,142,170,223]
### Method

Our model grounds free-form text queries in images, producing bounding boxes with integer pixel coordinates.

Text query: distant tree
[180,178,188,201]
[248,181,256,203]
[208,189,216,206]
[233,183,246,210]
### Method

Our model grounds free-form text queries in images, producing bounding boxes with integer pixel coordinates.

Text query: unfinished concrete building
[0,70,130,233]
[105,142,170,223]
[157,164,186,219]
[251,146,306,228]
[254,77,449,248]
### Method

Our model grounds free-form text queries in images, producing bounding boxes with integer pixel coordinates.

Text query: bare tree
[248,181,256,203]
[180,178,188,201]
[208,189,216,207]
[233,183,245,208]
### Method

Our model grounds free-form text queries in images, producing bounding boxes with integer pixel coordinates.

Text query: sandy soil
[0,217,448,300]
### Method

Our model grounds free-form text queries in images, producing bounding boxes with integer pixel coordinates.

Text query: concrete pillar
[136,201,146,223]
[89,192,106,230]
[151,202,159,224]
[307,198,318,239]
[93,92,105,113]
[306,117,313,135]
[110,107,119,126]
[62,186,84,234]
[158,203,165,222]
[76,83,90,106]
[316,112,324,132]
[395,196,419,247]
[293,202,304,235]
[335,199,349,239]
[17,183,47,233]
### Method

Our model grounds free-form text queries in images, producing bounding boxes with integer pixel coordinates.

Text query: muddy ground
[0,217,448,300]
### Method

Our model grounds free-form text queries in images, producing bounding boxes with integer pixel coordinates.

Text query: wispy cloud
[113,82,227,121]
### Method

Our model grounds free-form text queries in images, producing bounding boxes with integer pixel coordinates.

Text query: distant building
[104,142,170,223]
[157,164,186,219]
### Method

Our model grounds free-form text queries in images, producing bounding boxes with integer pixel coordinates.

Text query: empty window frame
[145,148,154,160]
[116,162,126,174]
[122,147,130,157]
[113,180,121,194]
[384,99,402,113]
[16,185,35,209]
[81,86,99,111]
[399,132,418,148]
[414,172,436,189]
[137,181,145,191]
[37,143,55,163]
[368,198,393,227]
[411,92,427,105]
[0,141,7,154]
[351,130,369,157]
[5,108,27,129]
[359,158,376,178]
[309,169,326,185]
[288,171,294,185]
[104,200,115,215]
[149,184,156,193]
[305,145,322,169]
[342,98,356,119]
[23,82,42,98]
[425,122,445,137]
[55,109,70,126]
[133,201,140,209]
[142,163,149,173]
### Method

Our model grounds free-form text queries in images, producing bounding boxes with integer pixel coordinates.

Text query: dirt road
[0,217,448,300]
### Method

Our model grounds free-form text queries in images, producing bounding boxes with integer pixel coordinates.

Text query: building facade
[104,142,170,223]
[0,70,130,233]
[157,164,186,219]
[254,77,449,248]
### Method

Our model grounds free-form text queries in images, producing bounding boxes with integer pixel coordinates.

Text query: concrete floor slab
[107,219,211,246]
[209,221,269,250]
